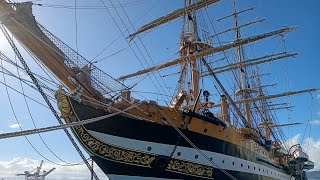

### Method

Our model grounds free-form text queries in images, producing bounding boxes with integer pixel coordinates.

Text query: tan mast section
[128,0,220,38]
[119,26,296,80]
[210,88,319,108]
[201,52,298,76]
[0,1,103,101]
[232,0,251,125]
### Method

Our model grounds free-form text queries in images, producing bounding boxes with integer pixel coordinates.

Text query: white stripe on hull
[88,130,291,180]
[107,175,182,180]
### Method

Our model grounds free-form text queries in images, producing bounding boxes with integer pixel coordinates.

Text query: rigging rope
[99,0,172,104]
[156,107,237,180]
[32,1,146,9]
[1,55,59,166]
[0,106,134,139]
[89,0,159,63]
[0,66,56,102]
[114,0,172,97]
[201,57,250,128]
[0,79,48,108]
[0,24,100,180]
[9,39,87,166]
[74,0,79,55]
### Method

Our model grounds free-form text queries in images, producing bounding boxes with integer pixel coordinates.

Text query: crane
[16,160,55,180]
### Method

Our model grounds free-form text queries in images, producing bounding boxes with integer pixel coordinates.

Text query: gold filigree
[75,125,155,166]
[55,89,213,177]
[54,90,155,167]
[167,159,213,178]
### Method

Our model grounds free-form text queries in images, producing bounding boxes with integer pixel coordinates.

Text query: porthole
[177,152,181,156]
[248,165,250,169]
[258,168,260,171]
[195,155,199,159]
[254,167,255,170]
[232,162,235,166]
[209,157,213,161]
[147,147,152,151]
[241,164,243,167]
[222,160,225,163]
[204,128,208,133]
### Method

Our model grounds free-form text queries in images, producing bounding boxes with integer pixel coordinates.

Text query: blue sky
[0,0,320,179]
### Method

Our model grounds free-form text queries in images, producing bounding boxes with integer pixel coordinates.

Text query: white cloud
[304,137,320,171]
[285,134,300,148]
[9,123,21,129]
[0,158,108,180]
[286,134,320,171]
[310,120,320,125]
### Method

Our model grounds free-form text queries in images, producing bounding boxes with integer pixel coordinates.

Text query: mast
[184,0,199,110]
[232,0,252,125]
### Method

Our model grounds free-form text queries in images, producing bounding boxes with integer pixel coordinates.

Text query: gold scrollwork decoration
[54,89,156,167]
[55,89,213,177]
[167,159,213,178]
[75,125,155,167]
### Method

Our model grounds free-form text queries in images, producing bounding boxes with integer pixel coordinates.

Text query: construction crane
[16,160,55,180]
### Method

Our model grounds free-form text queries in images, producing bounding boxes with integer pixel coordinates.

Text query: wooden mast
[232,0,251,125]
[187,0,200,111]
[210,88,320,108]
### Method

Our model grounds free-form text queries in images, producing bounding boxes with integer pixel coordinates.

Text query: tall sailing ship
[0,0,316,179]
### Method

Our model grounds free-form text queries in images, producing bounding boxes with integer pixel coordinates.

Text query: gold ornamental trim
[74,125,155,166]
[167,159,213,178]
[54,89,155,167]
[54,89,214,178]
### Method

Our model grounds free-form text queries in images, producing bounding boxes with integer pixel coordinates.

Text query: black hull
[92,156,281,180]
[62,95,291,180]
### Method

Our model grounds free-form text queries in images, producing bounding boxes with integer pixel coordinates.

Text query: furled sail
[128,0,220,38]
[120,26,296,80]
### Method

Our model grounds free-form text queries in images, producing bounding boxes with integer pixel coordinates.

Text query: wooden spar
[211,19,265,38]
[201,53,298,77]
[128,0,220,38]
[254,83,277,89]
[248,72,271,79]
[221,95,229,122]
[264,103,289,107]
[211,88,319,108]
[258,106,294,111]
[270,122,302,128]
[0,1,103,101]
[120,27,296,80]
[217,7,255,22]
